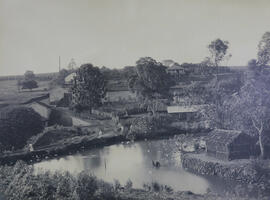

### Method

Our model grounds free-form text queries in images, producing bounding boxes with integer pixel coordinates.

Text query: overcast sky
[0,0,270,75]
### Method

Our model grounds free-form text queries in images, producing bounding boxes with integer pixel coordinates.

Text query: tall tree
[71,64,106,112]
[67,58,77,70]
[226,73,270,159]
[208,39,231,68]
[258,32,270,66]
[24,70,35,81]
[129,57,173,99]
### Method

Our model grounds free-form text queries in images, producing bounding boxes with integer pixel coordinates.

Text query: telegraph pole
[59,56,61,72]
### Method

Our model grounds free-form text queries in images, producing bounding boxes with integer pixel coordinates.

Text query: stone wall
[181,153,260,184]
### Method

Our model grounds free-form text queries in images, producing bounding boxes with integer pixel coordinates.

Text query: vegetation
[206,38,231,67]
[48,109,73,127]
[21,79,39,91]
[128,57,173,99]
[0,106,44,150]
[71,64,106,112]
[257,32,270,66]
[24,70,35,81]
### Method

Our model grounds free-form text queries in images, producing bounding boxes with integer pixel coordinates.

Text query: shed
[167,105,202,121]
[206,129,254,161]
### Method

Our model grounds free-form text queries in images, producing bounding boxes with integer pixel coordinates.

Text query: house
[64,72,76,85]
[206,129,255,161]
[167,64,185,80]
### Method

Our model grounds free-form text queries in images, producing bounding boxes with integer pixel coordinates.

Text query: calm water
[34,138,236,194]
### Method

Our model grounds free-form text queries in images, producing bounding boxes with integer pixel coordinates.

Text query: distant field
[0,79,51,105]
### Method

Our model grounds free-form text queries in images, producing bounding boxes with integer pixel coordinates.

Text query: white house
[64,72,76,85]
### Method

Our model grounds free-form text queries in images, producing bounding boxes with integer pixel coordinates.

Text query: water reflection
[34,139,232,194]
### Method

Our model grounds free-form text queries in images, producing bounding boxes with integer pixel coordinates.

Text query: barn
[206,129,254,161]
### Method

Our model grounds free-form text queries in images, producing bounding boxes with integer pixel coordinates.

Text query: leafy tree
[207,39,231,68]
[248,59,258,68]
[225,73,270,159]
[67,58,77,70]
[21,79,38,91]
[0,106,44,150]
[56,68,70,86]
[24,70,35,81]
[71,64,106,112]
[122,66,137,79]
[76,172,98,200]
[257,32,270,66]
[128,57,173,99]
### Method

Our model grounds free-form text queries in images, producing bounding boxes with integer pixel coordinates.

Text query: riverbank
[0,132,126,165]
[0,160,257,200]
[181,152,270,197]
[0,116,209,165]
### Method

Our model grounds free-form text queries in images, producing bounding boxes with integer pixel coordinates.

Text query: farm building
[206,129,255,161]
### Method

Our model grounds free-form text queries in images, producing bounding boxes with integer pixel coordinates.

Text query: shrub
[48,109,73,127]
[127,114,174,139]
[0,106,44,150]
[76,172,98,200]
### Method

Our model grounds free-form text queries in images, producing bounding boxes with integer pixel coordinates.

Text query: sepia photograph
[1,0,270,199]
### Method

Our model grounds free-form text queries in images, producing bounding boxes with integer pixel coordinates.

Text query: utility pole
[59,56,61,72]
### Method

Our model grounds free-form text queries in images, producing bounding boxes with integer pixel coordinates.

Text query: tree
[24,70,35,81]
[207,39,231,68]
[71,64,106,112]
[128,57,173,99]
[257,32,270,66]
[248,59,258,68]
[226,73,270,159]
[0,106,44,150]
[21,80,38,91]
[67,58,77,70]
[56,69,69,86]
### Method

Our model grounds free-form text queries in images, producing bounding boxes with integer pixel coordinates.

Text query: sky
[0,0,270,76]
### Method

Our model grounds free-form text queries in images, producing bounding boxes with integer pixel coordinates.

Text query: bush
[127,114,174,139]
[76,172,98,200]
[48,109,73,127]
[0,106,44,150]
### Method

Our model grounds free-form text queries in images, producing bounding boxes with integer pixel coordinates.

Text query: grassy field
[0,79,51,105]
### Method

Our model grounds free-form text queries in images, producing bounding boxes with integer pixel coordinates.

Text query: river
[34,138,237,195]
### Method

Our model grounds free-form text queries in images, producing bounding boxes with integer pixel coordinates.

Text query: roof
[22,93,50,105]
[168,63,185,71]
[30,101,52,109]
[206,129,245,145]
[167,105,202,113]
[64,73,76,83]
